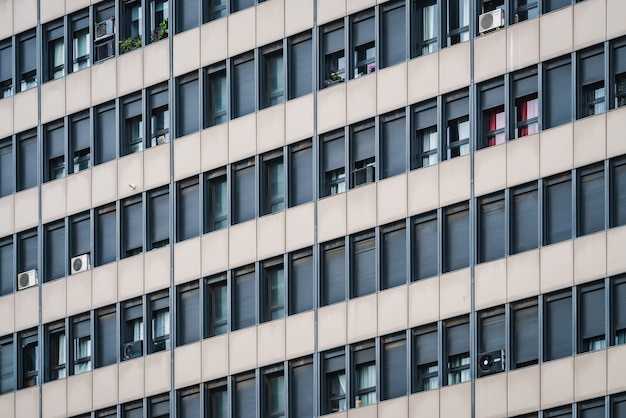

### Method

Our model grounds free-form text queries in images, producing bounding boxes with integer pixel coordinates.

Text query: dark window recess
[578,47,606,119]
[612,157,626,227]
[122,94,143,155]
[614,38,626,109]
[0,40,13,98]
[544,290,572,361]
[206,0,227,22]
[413,212,438,281]
[18,229,38,274]
[235,373,256,418]
[0,238,14,296]
[176,0,199,33]
[19,330,38,389]
[232,159,255,224]
[382,333,407,400]
[512,67,539,138]
[18,130,38,192]
[477,307,505,377]
[351,231,376,298]
[261,44,284,108]
[0,335,14,394]
[149,83,169,147]
[45,221,66,282]
[148,187,170,250]
[579,282,606,353]
[205,63,228,127]
[545,406,572,418]
[261,150,285,215]
[0,139,14,197]
[544,173,572,245]
[45,121,66,182]
[263,260,285,322]
[511,299,539,369]
[206,380,229,418]
[71,314,91,375]
[614,393,626,418]
[177,281,200,346]
[445,318,470,386]
[179,386,201,418]
[232,0,254,13]
[177,176,200,242]
[321,240,346,306]
[478,192,505,263]
[614,275,626,345]
[412,100,438,169]
[543,0,572,14]
[578,164,605,236]
[511,182,539,254]
[479,79,505,149]
[233,52,255,118]
[95,203,116,266]
[70,11,90,72]
[381,110,406,179]
[321,21,345,87]
[18,31,37,92]
[322,131,346,197]
[444,203,470,273]
[290,357,314,418]
[123,401,144,418]
[289,31,313,100]
[544,56,573,129]
[234,266,256,330]
[414,0,438,56]
[289,249,314,315]
[447,0,470,46]
[177,72,200,138]
[263,366,285,418]
[45,321,66,382]
[323,350,346,414]
[289,139,313,207]
[122,195,143,258]
[352,341,376,408]
[206,275,228,337]
[122,299,144,360]
[512,0,538,23]
[382,222,406,290]
[206,168,228,232]
[150,393,170,418]
[71,212,91,270]
[351,10,376,79]
[445,90,470,159]
[95,102,117,165]
[70,111,91,174]
[578,398,605,418]
[149,291,170,353]
[381,1,406,68]
[96,306,117,368]
[45,20,65,82]
[350,120,376,188]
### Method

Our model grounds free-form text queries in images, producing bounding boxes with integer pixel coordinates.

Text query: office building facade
[0,0,626,416]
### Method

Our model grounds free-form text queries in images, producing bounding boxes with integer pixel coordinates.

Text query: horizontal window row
[513,394,626,418]
[71,392,171,418]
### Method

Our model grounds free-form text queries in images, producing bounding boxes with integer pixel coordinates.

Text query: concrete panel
[228,8,256,57]
[202,334,230,381]
[92,263,118,309]
[440,382,471,418]
[92,364,118,410]
[173,132,201,182]
[475,259,507,310]
[408,276,440,327]
[474,29,506,83]
[539,124,574,178]
[66,169,92,215]
[41,179,67,224]
[317,194,347,243]
[439,43,470,94]
[202,229,229,276]
[66,372,93,416]
[317,83,347,134]
[174,342,203,388]
[540,240,574,293]
[408,54,439,104]
[607,226,626,276]
[144,246,170,294]
[91,60,116,106]
[540,357,574,409]
[257,318,286,367]
[201,18,228,67]
[228,220,257,269]
[117,254,145,300]
[0,294,15,336]
[201,124,230,171]
[507,365,541,416]
[573,113,606,168]
[346,183,377,234]
[408,390,439,418]
[257,0,285,46]
[15,386,38,418]
[285,311,315,359]
[377,174,407,225]
[42,380,67,418]
[540,6,574,61]
[66,270,93,316]
[14,286,39,331]
[14,188,38,232]
[173,28,200,77]
[378,285,408,335]
[256,103,285,154]
[507,18,540,72]
[574,349,606,401]
[228,113,257,162]
[173,237,202,285]
[376,62,407,114]
[229,328,257,374]
[13,0,37,33]
[573,0,606,50]
[0,195,14,238]
[475,373,507,418]
[347,294,377,343]
[0,97,14,139]
[143,40,170,87]
[91,160,118,207]
[318,302,347,351]
[439,268,471,320]
[13,89,38,133]
[285,203,315,252]
[41,78,66,124]
[257,212,286,260]
[285,94,314,144]
[407,165,439,216]
[143,142,170,190]
[144,351,171,396]
[607,0,626,39]
[475,144,507,198]
[117,154,144,200]
[285,0,314,36]
[317,0,346,25]
[117,48,144,96]
[42,279,67,324]
[507,249,540,302]
[607,344,626,393]
[574,232,607,284]
[439,155,470,207]
[607,107,626,158]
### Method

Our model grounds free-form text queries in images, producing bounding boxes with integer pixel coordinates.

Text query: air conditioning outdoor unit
[17,269,38,291]
[479,8,504,34]
[352,163,376,187]
[95,18,115,41]
[71,253,91,275]
[95,39,115,62]
[123,340,143,360]
[478,349,505,376]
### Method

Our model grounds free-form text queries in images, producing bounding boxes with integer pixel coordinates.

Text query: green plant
[120,34,142,53]
[152,19,168,42]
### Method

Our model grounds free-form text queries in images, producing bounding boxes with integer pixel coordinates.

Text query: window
[206,274,228,337]
[232,0,255,13]
[613,37,626,109]
[70,111,91,174]
[18,229,37,275]
[412,100,438,169]
[177,281,200,346]
[544,290,573,361]
[235,372,256,418]
[288,139,313,207]
[232,159,256,224]
[261,44,284,108]
[95,102,117,165]
[95,203,117,266]
[263,365,285,418]
[18,130,38,191]
[94,2,115,62]
[512,0,538,23]
[70,214,92,273]
[179,386,201,418]
[123,400,144,418]
[613,393,626,418]
[544,56,573,129]
[45,221,66,282]
[579,281,606,352]
[122,195,143,258]
[44,120,66,182]
[19,330,38,389]
[262,259,285,322]
[512,67,539,138]
[478,192,505,263]
[445,90,470,159]
[544,173,572,245]
[206,380,229,418]
[149,83,169,147]
[321,21,346,87]
[72,314,92,375]
[149,0,169,43]
[121,0,142,51]
[45,321,66,382]
[412,211,438,281]
[413,324,438,392]
[232,52,255,118]
[381,110,406,179]
[352,341,376,408]
[122,298,144,361]
[579,398,605,418]
[479,78,505,149]
[44,20,65,81]
[477,307,505,377]
[206,0,227,21]
[321,239,346,307]
[70,11,90,72]
[511,298,539,369]
[0,138,13,197]
[261,150,285,215]
[0,335,14,394]
[290,357,314,418]
[148,187,170,250]
[176,0,199,33]
[96,306,117,367]
[323,350,346,414]
[545,406,572,418]
[578,47,606,118]
[612,157,626,227]
[382,333,407,400]
[177,72,200,137]
[382,222,407,290]
[234,266,256,330]
[0,40,13,97]
[613,275,626,345]
[206,168,228,231]
[444,317,470,385]
[578,164,605,236]
[511,182,538,254]
[205,63,228,127]
[447,0,470,46]
[381,1,406,68]
[0,237,14,296]
[351,231,376,298]
[350,120,376,188]
[18,31,37,91]
[148,291,170,353]
[321,130,346,197]
[288,31,313,99]
[150,393,170,418]
[351,10,376,78]
[177,176,200,242]
[444,203,469,273]
[543,0,572,14]
[122,93,144,155]
[289,249,314,315]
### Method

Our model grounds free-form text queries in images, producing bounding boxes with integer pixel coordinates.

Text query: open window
[352,341,376,408]
[447,0,470,46]
[149,83,169,147]
[70,111,91,174]
[511,0,538,24]
[512,66,539,138]
[71,314,92,375]
[351,10,376,79]
[149,0,169,43]
[122,298,144,361]
[0,39,13,97]
[414,0,438,56]
[445,89,470,159]
[578,46,606,119]
[412,99,438,169]
[350,120,376,188]
[321,130,346,197]
[321,21,345,88]
[444,316,470,385]
[44,120,66,182]
[44,20,65,82]
[45,321,66,382]
[413,324,438,392]
[93,2,115,62]
[612,37,626,109]
[479,78,505,149]
[122,93,144,155]
[17,31,37,92]
[323,350,346,414]
[19,329,38,389]
[578,281,606,353]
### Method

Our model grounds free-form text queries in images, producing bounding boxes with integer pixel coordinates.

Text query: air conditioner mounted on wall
[478,349,505,376]
[479,9,505,34]
[71,253,91,275]
[17,269,38,291]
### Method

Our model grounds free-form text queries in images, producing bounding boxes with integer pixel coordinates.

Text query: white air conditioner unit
[123,340,143,360]
[95,18,115,41]
[71,254,91,275]
[479,8,505,34]
[478,349,505,376]
[17,269,38,291]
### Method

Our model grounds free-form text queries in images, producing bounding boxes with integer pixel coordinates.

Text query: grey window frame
[232,51,256,119]
[95,305,117,368]
[288,248,314,315]
[205,62,228,127]
[351,230,376,298]
[44,220,66,282]
[232,158,256,224]
[477,191,506,263]
[205,167,229,232]
[18,329,38,389]
[0,335,14,394]
[578,281,606,353]
[206,379,229,418]
[543,55,573,129]
[148,290,170,353]
[381,0,406,68]
[0,137,14,197]
[70,10,90,73]
[321,20,346,88]
[544,290,573,362]
[18,228,38,275]
[288,31,313,100]
[177,280,201,346]
[321,129,346,198]
[17,129,38,192]
[578,46,606,119]
[206,273,228,337]
[233,265,256,331]
[577,163,605,236]
[544,172,573,245]
[323,349,346,414]
[382,332,407,400]
[95,203,117,267]
[350,119,376,189]
[289,356,314,418]
[44,119,66,182]
[477,306,505,377]
[262,365,285,418]
[121,194,144,258]
[510,181,539,254]
[44,19,65,82]
[17,30,37,92]
[444,316,470,386]
[148,186,170,250]
[71,313,92,375]
[351,340,377,408]
[412,99,438,169]
[45,320,66,382]
[261,149,285,216]
[478,77,506,149]
[260,42,285,109]
[288,139,313,208]
[93,2,115,63]
[121,297,144,361]
[511,66,539,139]
[179,385,201,418]
[69,110,91,175]
[177,176,201,242]
[611,156,626,228]
[350,9,376,80]
[234,372,257,418]
[381,109,407,179]
[381,221,407,290]
[262,258,285,322]
[613,275,626,346]
[413,324,439,392]
[176,71,201,138]
[0,237,14,296]
[321,239,346,307]
[443,202,470,273]
[95,101,117,165]
[511,298,539,369]
[148,82,170,148]
[0,39,13,97]
[121,93,144,156]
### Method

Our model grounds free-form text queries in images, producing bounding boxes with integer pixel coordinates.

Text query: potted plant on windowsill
[120,34,142,53]
[151,18,168,42]
[324,72,344,87]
